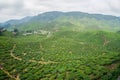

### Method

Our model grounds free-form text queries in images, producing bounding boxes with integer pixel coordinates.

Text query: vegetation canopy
[0,11,120,80]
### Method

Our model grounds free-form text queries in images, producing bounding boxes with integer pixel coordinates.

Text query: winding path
[10,44,58,64]
[10,44,22,61]
[0,67,20,80]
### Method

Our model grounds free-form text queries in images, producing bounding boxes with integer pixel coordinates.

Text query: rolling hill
[0,11,120,32]
[0,11,120,80]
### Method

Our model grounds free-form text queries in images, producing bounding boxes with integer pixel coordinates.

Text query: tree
[13,28,19,36]
[0,27,6,36]
[117,31,120,33]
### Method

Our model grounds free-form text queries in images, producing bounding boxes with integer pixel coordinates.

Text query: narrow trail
[29,59,58,64]
[102,36,111,46]
[0,67,20,80]
[10,44,58,64]
[105,61,120,70]
[10,44,22,61]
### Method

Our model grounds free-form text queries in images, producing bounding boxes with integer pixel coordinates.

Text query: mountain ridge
[0,11,120,32]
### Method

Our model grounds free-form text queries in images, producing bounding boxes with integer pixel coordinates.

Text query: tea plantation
[0,31,120,80]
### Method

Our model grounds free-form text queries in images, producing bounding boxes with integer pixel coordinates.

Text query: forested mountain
[0,11,120,31]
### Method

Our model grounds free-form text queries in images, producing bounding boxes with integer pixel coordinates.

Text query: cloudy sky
[0,0,120,22]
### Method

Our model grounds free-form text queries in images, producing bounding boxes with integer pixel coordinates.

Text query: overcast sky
[0,0,120,22]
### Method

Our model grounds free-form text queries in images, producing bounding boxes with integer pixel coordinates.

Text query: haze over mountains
[0,11,120,32]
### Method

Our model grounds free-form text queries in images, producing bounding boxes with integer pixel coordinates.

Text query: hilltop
[0,11,120,32]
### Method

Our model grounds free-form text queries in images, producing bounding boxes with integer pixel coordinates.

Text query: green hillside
[0,11,120,80]
[0,30,120,80]
[1,11,120,32]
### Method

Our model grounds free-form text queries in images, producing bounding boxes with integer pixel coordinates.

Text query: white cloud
[0,0,120,22]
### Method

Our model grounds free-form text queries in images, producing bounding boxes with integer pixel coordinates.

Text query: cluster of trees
[13,28,19,36]
[0,27,6,36]
[0,28,19,36]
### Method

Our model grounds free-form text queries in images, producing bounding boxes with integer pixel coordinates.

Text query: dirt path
[0,67,20,80]
[10,44,22,61]
[105,61,120,70]
[102,36,111,46]
[10,44,58,65]
[29,59,58,64]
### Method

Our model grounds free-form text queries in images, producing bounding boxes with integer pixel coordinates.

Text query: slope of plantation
[0,31,120,80]
[0,37,14,80]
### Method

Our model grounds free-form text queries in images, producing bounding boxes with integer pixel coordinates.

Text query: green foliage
[3,11,120,32]
[0,31,120,80]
